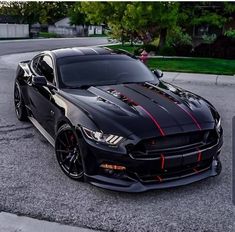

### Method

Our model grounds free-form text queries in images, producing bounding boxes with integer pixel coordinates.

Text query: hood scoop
[88,86,139,117]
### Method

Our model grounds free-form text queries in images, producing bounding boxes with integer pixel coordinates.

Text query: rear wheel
[55,124,84,181]
[14,80,28,121]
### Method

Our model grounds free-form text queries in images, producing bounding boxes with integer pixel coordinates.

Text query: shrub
[142,44,157,53]
[132,44,157,56]
[165,28,193,56]
[224,28,235,39]
[193,35,235,59]
[174,45,193,57]
[193,43,212,57]
[167,28,192,47]
[39,32,58,38]
[158,45,176,56]
[201,34,217,44]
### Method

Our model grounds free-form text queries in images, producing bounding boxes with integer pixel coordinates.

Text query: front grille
[128,130,218,159]
[137,158,212,183]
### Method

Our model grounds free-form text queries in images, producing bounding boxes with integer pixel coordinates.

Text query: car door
[27,54,57,136]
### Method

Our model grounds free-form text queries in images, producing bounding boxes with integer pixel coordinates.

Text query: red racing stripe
[160,154,165,169]
[144,83,202,131]
[197,149,202,162]
[110,88,165,136]
[138,105,165,136]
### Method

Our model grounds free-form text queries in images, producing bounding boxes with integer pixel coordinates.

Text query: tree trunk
[121,30,124,46]
[82,24,85,37]
[159,28,167,50]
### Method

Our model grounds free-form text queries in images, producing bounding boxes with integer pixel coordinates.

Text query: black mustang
[14,47,223,192]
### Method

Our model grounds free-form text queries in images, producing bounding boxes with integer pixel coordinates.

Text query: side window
[32,56,42,75]
[37,55,54,83]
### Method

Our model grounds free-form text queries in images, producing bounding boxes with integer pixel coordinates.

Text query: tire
[14,80,28,121]
[55,124,85,181]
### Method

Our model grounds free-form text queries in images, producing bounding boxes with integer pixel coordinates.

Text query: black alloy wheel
[55,124,84,180]
[14,81,28,121]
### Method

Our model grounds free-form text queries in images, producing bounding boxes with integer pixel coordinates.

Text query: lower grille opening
[136,159,213,183]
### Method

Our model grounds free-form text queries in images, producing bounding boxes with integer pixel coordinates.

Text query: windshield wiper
[117,81,143,85]
[65,85,91,89]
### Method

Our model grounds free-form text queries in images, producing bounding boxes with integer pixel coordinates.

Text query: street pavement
[0,212,98,232]
[0,47,234,231]
[0,37,109,56]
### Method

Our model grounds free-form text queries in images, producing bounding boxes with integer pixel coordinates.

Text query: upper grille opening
[128,130,218,156]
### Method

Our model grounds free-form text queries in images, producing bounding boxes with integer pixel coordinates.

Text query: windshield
[57,55,158,88]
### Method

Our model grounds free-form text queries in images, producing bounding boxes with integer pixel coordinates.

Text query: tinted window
[57,55,158,88]
[37,56,54,83]
[32,56,41,75]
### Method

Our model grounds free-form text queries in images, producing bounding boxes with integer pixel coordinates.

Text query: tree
[68,2,87,36]
[80,2,128,44]
[79,2,179,48]
[0,2,41,25]
[123,2,179,47]
[0,2,72,25]
[178,2,235,32]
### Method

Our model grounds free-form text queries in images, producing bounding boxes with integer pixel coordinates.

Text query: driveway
[0,50,234,232]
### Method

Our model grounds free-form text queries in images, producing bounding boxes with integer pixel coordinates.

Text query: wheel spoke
[68,160,74,174]
[64,131,70,147]
[61,153,72,164]
[74,160,81,173]
[58,138,67,148]
[76,157,82,166]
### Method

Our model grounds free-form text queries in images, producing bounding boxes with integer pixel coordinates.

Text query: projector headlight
[82,127,124,145]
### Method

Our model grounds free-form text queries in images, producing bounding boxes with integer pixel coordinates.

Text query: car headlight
[216,118,221,133]
[82,127,124,145]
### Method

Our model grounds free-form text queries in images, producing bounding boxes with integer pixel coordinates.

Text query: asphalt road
[0,37,109,56]
[0,46,234,231]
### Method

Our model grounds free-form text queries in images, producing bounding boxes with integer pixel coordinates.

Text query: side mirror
[32,76,47,87]
[153,69,163,79]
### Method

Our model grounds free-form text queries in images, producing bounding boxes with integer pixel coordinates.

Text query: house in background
[88,25,103,36]
[48,17,77,37]
[48,17,103,37]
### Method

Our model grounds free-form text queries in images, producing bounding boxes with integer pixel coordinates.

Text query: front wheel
[55,124,84,181]
[14,80,28,121]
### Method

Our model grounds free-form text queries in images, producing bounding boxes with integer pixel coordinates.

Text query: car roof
[50,47,113,58]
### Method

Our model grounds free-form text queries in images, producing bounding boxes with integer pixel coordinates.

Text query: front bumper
[82,133,223,193]
[85,159,221,192]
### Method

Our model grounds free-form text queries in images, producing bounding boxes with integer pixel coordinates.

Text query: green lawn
[106,44,235,75]
[147,58,235,75]
[106,44,140,53]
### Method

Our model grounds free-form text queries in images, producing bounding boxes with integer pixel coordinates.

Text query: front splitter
[85,159,222,193]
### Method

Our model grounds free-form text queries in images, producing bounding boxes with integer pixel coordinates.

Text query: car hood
[62,81,216,139]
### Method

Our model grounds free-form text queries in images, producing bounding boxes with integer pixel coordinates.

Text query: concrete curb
[162,71,235,85]
[0,212,99,232]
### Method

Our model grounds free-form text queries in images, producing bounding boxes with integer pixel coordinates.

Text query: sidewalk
[163,71,235,85]
[0,212,98,232]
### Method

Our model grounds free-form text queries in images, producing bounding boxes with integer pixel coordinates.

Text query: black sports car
[14,47,223,192]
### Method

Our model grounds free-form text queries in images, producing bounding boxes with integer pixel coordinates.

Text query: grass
[106,44,141,53]
[147,58,235,75]
[39,32,59,38]
[106,44,235,75]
